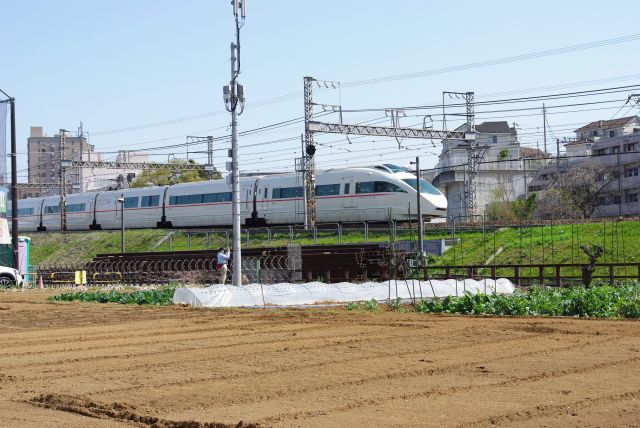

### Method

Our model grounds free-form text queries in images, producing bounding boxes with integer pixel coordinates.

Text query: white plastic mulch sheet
[172,278,515,308]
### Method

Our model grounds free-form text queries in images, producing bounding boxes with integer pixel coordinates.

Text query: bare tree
[535,161,615,219]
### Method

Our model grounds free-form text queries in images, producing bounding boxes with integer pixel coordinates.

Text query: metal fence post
[364,222,369,243]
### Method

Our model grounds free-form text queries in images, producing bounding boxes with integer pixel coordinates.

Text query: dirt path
[1,290,640,427]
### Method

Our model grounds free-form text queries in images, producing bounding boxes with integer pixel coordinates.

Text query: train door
[342,176,356,208]
[260,185,269,211]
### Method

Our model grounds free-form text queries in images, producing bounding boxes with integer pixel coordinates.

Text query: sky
[2,0,640,182]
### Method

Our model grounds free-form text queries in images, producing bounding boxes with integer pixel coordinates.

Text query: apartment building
[527,116,640,217]
[432,121,546,220]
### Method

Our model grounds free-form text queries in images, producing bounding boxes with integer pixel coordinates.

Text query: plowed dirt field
[1,290,640,427]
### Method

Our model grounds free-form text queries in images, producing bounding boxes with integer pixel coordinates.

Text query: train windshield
[402,178,442,195]
[383,164,407,173]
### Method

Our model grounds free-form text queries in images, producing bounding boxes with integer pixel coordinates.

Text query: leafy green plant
[363,299,380,312]
[415,281,640,318]
[346,299,381,313]
[48,287,176,306]
[346,302,360,311]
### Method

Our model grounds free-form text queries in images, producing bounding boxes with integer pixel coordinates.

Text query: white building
[432,121,546,220]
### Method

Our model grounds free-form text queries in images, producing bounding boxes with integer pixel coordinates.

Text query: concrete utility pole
[224,0,246,287]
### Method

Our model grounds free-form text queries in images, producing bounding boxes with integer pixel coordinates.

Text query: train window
[45,205,60,214]
[17,208,34,216]
[67,203,86,213]
[169,194,204,205]
[356,182,374,194]
[375,182,406,193]
[401,179,442,195]
[141,195,160,207]
[316,184,340,196]
[356,181,406,193]
[272,187,303,199]
[203,192,232,203]
[264,188,268,199]
[124,197,139,208]
[344,183,350,195]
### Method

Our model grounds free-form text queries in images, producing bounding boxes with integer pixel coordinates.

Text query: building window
[610,130,616,138]
[592,130,599,137]
[595,149,606,156]
[634,128,640,134]
[626,143,637,152]
[491,135,498,144]
[612,146,620,154]
[626,192,639,203]
[625,167,639,178]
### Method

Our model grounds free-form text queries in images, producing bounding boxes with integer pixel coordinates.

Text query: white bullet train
[13,165,447,232]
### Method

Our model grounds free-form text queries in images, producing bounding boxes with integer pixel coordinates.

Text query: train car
[14,165,447,232]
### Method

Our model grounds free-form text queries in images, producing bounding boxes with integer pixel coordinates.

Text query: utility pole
[58,129,68,232]
[543,103,547,155]
[300,134,308,228]
[223,0,246,287]
[303,76,317,229]
[463,92,477,216]
[207,136,214,180]
[556,138,560,171]
[410,157,424,260]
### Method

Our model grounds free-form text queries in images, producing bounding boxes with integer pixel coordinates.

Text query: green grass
[29,230,168,265]
[48,287,176,305]
[416,281,640,318]
[430,221,640,280]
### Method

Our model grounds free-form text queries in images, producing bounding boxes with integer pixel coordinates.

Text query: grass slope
[27,221,639,272]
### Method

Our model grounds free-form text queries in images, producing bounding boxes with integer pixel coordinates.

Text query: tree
[485,183,537,221]
[535,161,614,219]
[130,159,221,188]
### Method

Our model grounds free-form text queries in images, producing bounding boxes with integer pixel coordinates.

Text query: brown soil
[1,290,640,427]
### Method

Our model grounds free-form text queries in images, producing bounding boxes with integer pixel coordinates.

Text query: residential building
[432,121,546,220]
[527,116,640,217]
[27,126,92,191]
[23,127,148,198]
